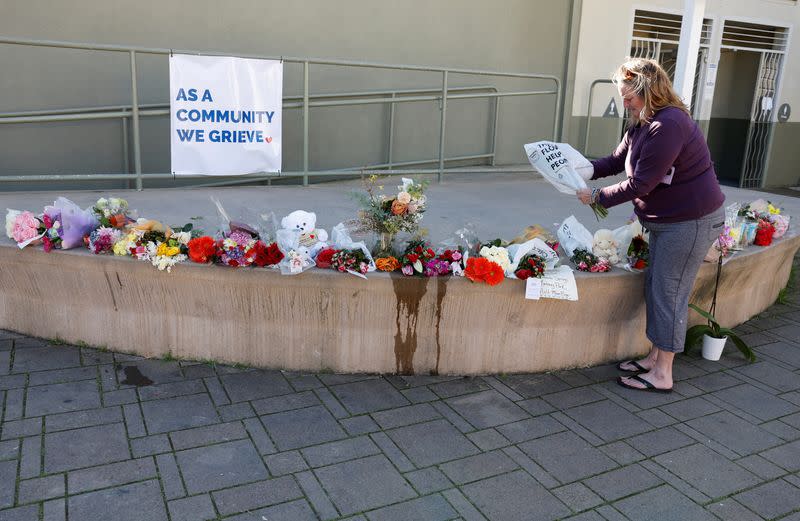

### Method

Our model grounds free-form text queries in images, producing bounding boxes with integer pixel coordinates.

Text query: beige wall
[0,0,572,188]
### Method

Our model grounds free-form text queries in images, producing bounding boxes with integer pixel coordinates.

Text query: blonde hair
[612,58,689,125]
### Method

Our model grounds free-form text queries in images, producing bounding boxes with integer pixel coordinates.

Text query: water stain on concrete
[392,275,428,375]
[432,276,448,376]
[120,366,153,386]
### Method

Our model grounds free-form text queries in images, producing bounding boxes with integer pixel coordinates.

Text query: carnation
[188,236,217,263]
[11,211,41,244]
[479,245,511,273]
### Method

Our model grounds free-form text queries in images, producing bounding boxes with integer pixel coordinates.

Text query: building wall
[0,0,572,190]
[568,0,800,186]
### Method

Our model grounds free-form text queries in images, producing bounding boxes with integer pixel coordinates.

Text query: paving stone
[771,323,800,343]
[427,377,491,399]
[222,499,317,521]
[755,341,800,368]
[653,444,760,498]
[261,405,346,450]
[219,370,292,402]
[762,418,800,440]
[461,470,570,521]
[466,429,510,451]
[43,498,66,521]
[735,454,787,479]
[68,480,168,521]
[371,403,440,430]
[176,439,268,494]
[301,435,380,468]
[1,418,41,439]
[313,455,416,517]
[45,406,122,432]
[12,346,81,373]
[684,371,743,392]
[561,512,605,521]
[671,358,708,380]
[542,387,605,410]
[155,453,186,499]
[101,388,137,406]
[712,383,798,421]
[577,363,622,383]
[403,467,452,494]
[294,470,339,520]
[252,390,319,415]
[604,380,682,409]
[201,376,230,406]
[169,421,247,450]
[636,408,676,428]
[369,432,414,472]
[138,379,206,401]
[330,379,410,415]
[217,402,255,421]
[0,459,17,508]
[181,363,216,379]
[28,366,96,386]
[502,373,574,398]
[583,463,663,501]
[67,457,157,494]
[439,450,518,485]
[734,479,800,519]
[625,426,697,458]
[19,435,40,478]
[264,450,308,475]
[564,400,651,442]
[518,430,617,483]
[734,361,800,392]
[0,375,26,391]
[0,439,19,461]
[116,359,184,385]
[317,374,378,386]
[658,396,721,422]
[598,441,645,465]
[495,415,565,443]
[131,434,172,458]
[482,376,525,401]
[340,415,380,436]
[25,380,101,417]
[551,482,603,512]
[99,364,117,393]
[705,498,764,521]
[446,390,528,429]
[140,394,218,434]
[760,439,800,471]
[400,386,439,403]
[44,423,129,473]
[80,348,115,366]
[287,374,323,391]
[613,484,717,521]
[0,505,39,521]
[211,476,303,516]
[314,387,350,418]
[516,397,557,416]
[365,494,457,521]
[167,494,216,521]
[122,403,146,437]
[429,401,474,433]
[238,419,273,457]
[18,474,64,504]
[387,419,479,467]
[686,410,783,456]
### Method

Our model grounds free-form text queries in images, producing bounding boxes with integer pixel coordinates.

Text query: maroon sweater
[591,106,725,223]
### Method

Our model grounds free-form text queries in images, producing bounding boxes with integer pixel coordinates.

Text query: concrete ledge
[2,236,797,375]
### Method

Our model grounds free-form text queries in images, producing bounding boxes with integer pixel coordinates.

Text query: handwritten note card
[525,265,578,301]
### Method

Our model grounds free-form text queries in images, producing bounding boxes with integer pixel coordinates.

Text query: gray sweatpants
[643,207,725,353]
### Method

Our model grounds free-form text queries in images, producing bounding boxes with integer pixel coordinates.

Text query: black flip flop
[616,375,673,394]
[616,360,648,373]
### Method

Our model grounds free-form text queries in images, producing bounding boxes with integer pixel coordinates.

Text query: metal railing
[583,79,624,157]
[0,36,562,190]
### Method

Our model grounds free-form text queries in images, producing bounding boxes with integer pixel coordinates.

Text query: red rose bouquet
[513,253,546,280]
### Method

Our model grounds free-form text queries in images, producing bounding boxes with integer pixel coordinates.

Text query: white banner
[169,54,282,175]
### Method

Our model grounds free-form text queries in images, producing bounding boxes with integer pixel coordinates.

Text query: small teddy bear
[592,229,620,265]
[280,210,329,258]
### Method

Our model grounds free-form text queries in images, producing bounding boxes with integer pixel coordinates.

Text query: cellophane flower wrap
[507,238,559,278]
[7,210,44,248]
[93,197,133,229]
[327,223,376,276]
[46,197,99,250]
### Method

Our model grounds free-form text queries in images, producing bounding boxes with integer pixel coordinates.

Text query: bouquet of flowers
[464,256,505,286]
[188,236,217,264]
[479,243,511,275]
[513,252,547,280]
[399,240,437,276]
[88,227,123,254]
[147,225,192,272]
[41,206,64,252]
[251,240,284,267]
[329,248,371,276]
[6,210,44,248]
[627,235,649,269]
[570,248,611,272]
[93,197,133,229]
[217,229,258,267]
[352,176,428,256]
[375,255,401,272]
[754,219,775,247]
[437,248,464,276]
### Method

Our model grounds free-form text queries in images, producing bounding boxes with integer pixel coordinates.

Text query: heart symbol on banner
[265,136,273,143]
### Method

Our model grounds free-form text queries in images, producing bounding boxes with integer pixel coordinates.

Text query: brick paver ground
[2,262,800,520]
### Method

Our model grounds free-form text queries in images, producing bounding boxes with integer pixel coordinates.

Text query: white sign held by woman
[170,54,283,175]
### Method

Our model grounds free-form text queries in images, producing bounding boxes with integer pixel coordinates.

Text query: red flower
[315,247,338,269]
[465,257,504,286]
[754,220,775,247]
[407,253,419,263]
[515,268,532,280]
[252,241,285,267]
[415,246,423,254]
[188,236,216,264]
[43,236,53,253]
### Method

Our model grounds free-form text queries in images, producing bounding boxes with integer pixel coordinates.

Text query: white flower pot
[702,334,728,361]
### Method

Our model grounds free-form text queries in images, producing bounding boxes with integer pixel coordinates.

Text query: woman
[578,58,725,393]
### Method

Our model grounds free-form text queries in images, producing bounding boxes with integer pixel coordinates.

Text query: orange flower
[375,256,400,272]
[465,257,504,286]
[390,200,408,215]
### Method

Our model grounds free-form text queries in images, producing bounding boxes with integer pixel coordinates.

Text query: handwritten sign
[525,266,578,301]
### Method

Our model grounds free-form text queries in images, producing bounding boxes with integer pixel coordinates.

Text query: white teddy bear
[280,210,329,258]
[592,229,620,265]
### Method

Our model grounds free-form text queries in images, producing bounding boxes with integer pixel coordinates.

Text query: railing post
[303,61,309,186]
[121,117,130,189]
[490,94,499,167]
[388,91,396,168]
[437,70,448,183]
[129,50,143,191]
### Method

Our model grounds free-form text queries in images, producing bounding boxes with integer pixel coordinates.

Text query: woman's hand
[577,188,592,205]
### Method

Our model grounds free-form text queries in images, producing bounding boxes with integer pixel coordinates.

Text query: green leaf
[685,324,710,351]
[718,329,756,363]
[688,303,719,326]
